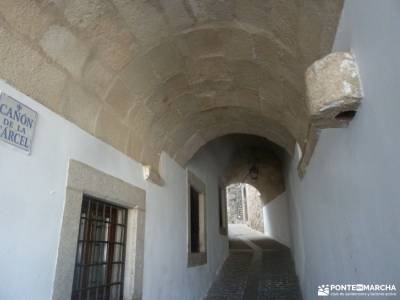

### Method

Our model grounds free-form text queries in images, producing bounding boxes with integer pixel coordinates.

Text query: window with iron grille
[71,195,127,300]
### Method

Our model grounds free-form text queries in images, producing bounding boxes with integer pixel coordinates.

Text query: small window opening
[187,171,207,267]
[218,188,223,229]
[71,195,127,300]
[335,110,356,121]
[218,186,228,235]
[190,186,201,253]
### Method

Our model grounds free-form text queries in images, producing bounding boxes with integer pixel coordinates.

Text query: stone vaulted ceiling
[0,0,343,171]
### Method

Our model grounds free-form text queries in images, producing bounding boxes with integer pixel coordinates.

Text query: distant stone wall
[226,183,264,233]
[227,184,245,224]
[245,185,264,233]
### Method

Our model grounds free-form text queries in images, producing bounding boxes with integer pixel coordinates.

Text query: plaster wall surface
[286,1,400,299]
[0,81,228,300]
[262,192,291,247]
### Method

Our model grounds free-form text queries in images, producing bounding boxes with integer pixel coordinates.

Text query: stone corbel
[298,52,363,177]
[143,165,164,186]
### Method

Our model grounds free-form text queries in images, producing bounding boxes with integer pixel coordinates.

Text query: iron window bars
[71,195,128,300]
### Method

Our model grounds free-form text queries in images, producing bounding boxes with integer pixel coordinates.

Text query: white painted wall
[0,81,228,300]
[143,143,229,300]
[262,192,291,247]
[286,1,400,299]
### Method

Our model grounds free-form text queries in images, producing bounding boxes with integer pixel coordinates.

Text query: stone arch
[0,0,343,177]
[225,150,285,205]
[135,106,296,171]
[187,133,286,206]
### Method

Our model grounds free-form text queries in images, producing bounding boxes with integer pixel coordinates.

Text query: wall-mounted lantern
[249,165,259,180]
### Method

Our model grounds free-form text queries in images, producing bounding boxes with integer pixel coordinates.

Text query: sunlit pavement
[205,224,301,300]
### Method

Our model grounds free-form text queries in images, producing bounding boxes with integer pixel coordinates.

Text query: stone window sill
[188,252,207,267]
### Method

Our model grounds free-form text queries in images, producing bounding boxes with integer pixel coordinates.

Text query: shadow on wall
[263,192,292,247]
[225,183,291,246]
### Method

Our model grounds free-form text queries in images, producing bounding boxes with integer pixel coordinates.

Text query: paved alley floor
[205,224,302,300]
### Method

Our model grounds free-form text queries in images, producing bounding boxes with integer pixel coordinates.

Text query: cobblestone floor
[205,225,302,300]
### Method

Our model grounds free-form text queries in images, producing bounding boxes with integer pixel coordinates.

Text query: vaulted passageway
[189,133,296,299]
[1,1,399,300]
[191,134,286,198]
[0,0,343,173]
